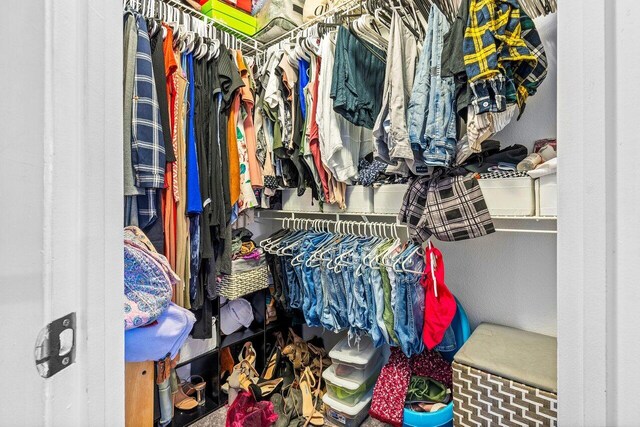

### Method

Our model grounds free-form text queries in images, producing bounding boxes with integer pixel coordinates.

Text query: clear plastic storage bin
[329,336,387,382]
[323,361,382,406]
[323,389,373,427]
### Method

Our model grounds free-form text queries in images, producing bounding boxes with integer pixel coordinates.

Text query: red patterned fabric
[370,348,453,426]
[421,245,457,350]
[410,349,453,389]
[226,391,278,427]
[369,348,411,426]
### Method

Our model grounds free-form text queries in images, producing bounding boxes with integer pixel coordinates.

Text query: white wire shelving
[254,209,557,234]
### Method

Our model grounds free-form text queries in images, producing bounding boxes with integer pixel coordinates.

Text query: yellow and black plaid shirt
[463,0,539,114]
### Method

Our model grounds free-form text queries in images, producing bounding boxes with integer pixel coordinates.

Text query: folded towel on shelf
[125,303,196,362]
[527,157,557,178]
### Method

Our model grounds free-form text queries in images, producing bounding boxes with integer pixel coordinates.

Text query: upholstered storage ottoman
[452,324,557,426]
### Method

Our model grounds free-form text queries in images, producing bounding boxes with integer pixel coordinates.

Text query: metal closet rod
[255,212,557,234]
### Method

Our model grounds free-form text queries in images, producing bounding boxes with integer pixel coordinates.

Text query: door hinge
[34,312,76,378]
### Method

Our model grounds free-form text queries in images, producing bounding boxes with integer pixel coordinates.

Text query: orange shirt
[227,93,241,206]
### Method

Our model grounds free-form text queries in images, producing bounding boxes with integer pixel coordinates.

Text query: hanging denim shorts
[393,256,426,357]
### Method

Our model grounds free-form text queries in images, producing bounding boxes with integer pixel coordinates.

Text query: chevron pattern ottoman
[452,324,557,427]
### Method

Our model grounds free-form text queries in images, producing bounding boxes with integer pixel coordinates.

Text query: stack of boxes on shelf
[201,0,257,36]
[322,336,388,427]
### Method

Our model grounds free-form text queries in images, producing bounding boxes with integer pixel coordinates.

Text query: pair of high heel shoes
[172,371,207,411]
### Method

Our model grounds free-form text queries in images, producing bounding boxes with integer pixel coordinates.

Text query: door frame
[0,0,124,425]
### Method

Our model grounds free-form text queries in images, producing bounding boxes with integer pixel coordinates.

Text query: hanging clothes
[331,26,386,130]
[129,12,166,230]
[373,11,421,176]
[161,25,179,273]
[262,224,428,356]
[406,6,457,168]
[236,51,264,190]
[174,52,191,309]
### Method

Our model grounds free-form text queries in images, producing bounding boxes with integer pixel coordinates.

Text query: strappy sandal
[261,345,282,382]
[283,329,310,370]
[273,331,286,350]
[238,342,257,368]
[299,367,324,426]
[237,362,284,402]
[182,375,207,406]
[266,298,278,325]
[308,343,331,370]
[222,360,258,404]
[171,370,198,411]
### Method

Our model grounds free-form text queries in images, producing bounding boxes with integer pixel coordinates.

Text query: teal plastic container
[402,299,470,427]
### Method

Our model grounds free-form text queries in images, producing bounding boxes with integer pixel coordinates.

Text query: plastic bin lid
[323,389,373,416]
[322,360,382,390]
[328,336,381,366]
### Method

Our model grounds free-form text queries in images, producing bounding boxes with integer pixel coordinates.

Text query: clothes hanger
[304,232,336,268]
[353,233,384,277]
[397,243,425,275]
[315,225,350,264]
[209,26,220,60]
[261,219,293,254]
[277,228,307,256]
[159,3,168,39]
[379,235,407,271]
[374,222,404,269]
[363,223,393,270]
[424,240,439,297]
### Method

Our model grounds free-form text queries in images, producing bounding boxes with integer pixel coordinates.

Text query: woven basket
[453,361,557,427]
[217,264,269,300]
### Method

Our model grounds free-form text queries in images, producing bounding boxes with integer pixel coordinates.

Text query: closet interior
[121,0,559,425]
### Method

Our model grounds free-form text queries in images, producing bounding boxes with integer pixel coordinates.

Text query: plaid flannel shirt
[463,0,537,114]
[131,13,165,228]
[510,11,548,117]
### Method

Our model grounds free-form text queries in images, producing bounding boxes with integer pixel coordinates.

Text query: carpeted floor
[191,405,389,427]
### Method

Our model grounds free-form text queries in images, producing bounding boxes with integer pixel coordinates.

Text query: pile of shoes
[222,328,331,427]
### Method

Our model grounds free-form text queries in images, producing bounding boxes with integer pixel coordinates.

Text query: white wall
[440,231,557,336]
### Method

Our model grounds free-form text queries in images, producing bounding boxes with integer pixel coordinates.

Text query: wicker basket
[453,361,557,426]
[217,264,269,300]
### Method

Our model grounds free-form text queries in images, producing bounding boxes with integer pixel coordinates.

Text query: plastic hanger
[425,240,439,297]
[396,243,425,275]
[277,228,307,256]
